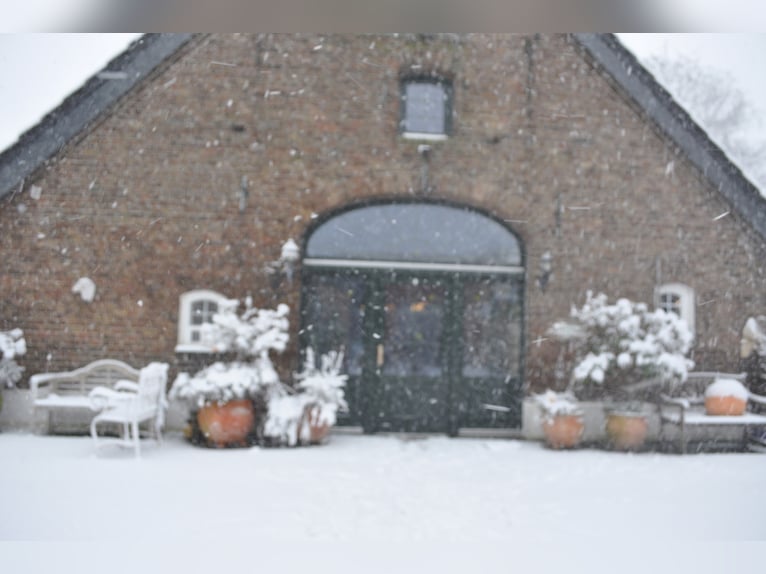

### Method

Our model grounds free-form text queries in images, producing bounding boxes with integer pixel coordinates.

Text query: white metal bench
[30,359,140,434]
[658,372,766,453]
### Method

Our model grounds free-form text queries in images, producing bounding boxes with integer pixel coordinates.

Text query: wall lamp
[280,238,300,284]
[538,250,553,292]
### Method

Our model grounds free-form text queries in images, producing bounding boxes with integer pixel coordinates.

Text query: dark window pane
[462,279,523,378]
[382,281,445,378]
[191,301,205,325]
[303,274,365,376]
[306,203,521,266]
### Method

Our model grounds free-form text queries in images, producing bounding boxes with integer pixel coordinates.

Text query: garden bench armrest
[659,394,690,409]
[114,380,140,393]
[749,393,766,406]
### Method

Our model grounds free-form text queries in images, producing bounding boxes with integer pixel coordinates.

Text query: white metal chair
[89,362,169,457]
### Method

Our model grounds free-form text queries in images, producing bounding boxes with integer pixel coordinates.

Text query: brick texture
[2,33,765,392]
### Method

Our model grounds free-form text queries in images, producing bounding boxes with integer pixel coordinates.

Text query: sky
[1,33,766,190]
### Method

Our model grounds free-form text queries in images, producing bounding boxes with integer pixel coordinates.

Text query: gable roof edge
[575,33,766,244]
[0,33,194,200]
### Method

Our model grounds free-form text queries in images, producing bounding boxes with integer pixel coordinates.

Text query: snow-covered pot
[605,411,648,451]
[534,390,584,449]
[542,414,585,449]
[705,379,748,416]
[196,399,255,448]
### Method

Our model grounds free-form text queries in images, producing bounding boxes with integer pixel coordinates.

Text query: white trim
[177,289,228,351]
[655,282,695,337]
[303,258,524,275]
[401,132,448,142]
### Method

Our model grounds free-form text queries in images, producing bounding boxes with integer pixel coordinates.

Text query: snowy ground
[2,431,765,571]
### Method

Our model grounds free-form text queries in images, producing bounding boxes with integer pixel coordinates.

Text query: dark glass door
[301,270,523,434]
[374,276,449,432]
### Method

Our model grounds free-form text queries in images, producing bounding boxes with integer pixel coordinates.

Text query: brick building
[1,34,765,434]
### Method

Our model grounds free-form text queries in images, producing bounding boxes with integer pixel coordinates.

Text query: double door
[301,269,523,434]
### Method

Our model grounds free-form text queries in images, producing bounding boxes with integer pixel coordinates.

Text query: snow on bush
[295,347,348,418]
[170,360,280,409]
[170,298,289,409]
[550,292,694,399]
[741,316,766,358]
[0,328,26,388]
[263,392,308,447]
[201,297,289,360]
[705,378,749,401]
[263,347,348,446]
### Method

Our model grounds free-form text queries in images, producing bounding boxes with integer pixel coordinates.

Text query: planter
[705,395,747,416]
[605,412,648,451]
[542,413,584,449]
[299,403,332,445]
[196,399,255,448]
[705,379,748,416]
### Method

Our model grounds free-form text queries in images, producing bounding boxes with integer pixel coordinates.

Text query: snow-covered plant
[262,347,348,447]
[533,390,581,422]
[201,297,289,361]
[169,299,289,409]
[262,391,307,447]
[295,347,348,411]
[170,360,280,409]
[549,292,694,401]
[0,328,27,389]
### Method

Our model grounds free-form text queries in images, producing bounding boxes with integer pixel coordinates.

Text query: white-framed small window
[655,283,695,337]
[400,78,452,141]
[176,289,228,352]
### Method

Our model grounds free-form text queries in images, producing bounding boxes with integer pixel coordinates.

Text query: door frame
[298,199,527,435]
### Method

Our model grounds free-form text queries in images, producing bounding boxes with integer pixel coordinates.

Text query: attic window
[400,79,452,140]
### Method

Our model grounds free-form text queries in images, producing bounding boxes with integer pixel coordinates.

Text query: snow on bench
[658,371,766,453]
[30,359,140,434]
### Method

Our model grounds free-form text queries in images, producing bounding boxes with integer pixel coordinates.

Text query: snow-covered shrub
[262,391,308,447]
[295,347,348,416]
[169,299,289,410]
[0,328,27,389]
[201,297,289,361]
[549,292,694,402]
[262,347,348,446]
[170,360,280,410]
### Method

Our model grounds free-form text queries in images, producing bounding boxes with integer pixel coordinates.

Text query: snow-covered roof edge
[0,33,194,200]
[575,33,766,244]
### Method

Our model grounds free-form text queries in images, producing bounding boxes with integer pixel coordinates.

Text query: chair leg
[132,420,141,458]
[90,416,101,452]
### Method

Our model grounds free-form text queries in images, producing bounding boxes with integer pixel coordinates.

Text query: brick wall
[2,33,765,391]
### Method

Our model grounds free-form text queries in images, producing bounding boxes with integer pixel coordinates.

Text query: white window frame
[176,289,228,353]
[655,283,695,337]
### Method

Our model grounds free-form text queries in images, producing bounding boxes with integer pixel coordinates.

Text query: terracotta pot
[705,395,747,416]
[542,414,584,449]
[605,412,648,451]
[197,399,255,447]
[300,403,331,445]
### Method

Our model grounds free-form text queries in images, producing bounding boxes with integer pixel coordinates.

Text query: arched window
[305,202,522,271]
[176,289,228,352]
[655,283,695,337]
